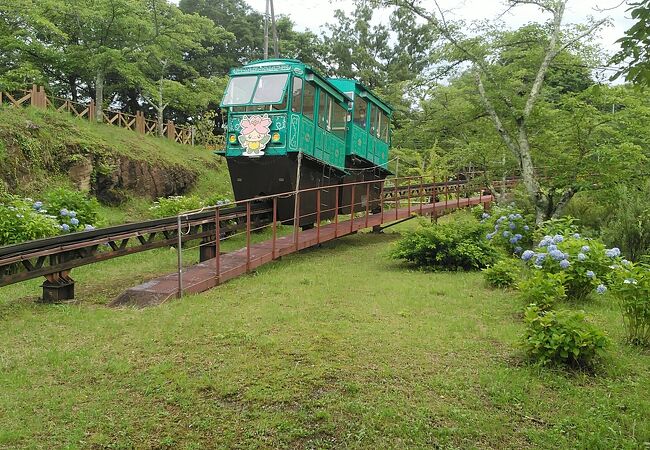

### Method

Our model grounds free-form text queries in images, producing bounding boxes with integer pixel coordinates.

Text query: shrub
[390,215,498,270]
[204,193,232,207]
[518,271,567,311]
[150,195,205,218]
[483,204,533,255]
[483,258,522,288]
[0,196,60,245]
[610,262,650,346]
[602,182,650,262]
[532,216,580,244]
[43,187,100,231]
[522,305,609,368]
[519,233,618,300]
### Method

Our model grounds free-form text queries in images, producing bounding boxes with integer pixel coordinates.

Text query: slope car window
[252,73,289,104]
[380,112,389,142]
[303,82,316,120]
[318,92,331,130]
[370,105,379,138]
[331,103,347,140]
[291,77,303,113]
[222,76,257,105]
[353,97,367,129]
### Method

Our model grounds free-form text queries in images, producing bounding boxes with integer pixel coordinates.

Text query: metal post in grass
[365,182,370,229]
[215,207,220,284]
[316,189,321,244]
[177,214,183,299]
[272,197,277,259]
[246,201,251,272]
[334,186,339,238]
[394,178,399,221]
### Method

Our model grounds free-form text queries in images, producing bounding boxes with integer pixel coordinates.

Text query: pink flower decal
[240,115,272,135]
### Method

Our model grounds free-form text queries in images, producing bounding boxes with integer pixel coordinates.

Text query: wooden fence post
[135,111,144,134]
[89,100,95,122]
[30,85,38,107]
[39,86,47,108]
[167,120,175,140]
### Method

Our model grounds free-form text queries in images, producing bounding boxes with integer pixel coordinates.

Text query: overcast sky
[244,0,634,56]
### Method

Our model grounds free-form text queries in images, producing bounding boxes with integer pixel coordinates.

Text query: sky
[243,0,634,56]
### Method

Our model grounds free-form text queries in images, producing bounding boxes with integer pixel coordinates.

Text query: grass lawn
[0,223,648,449]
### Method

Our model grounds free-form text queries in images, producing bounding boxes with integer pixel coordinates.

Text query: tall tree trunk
[157,77,164,137]
[95,70,104,123]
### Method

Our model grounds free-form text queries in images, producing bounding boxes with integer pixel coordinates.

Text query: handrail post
[177,215,183,299]
[293,192,300,250]
[316,189,321,244]
[246,201,251,272]
[457,179,461,209]
[334,186,339,238]
[419,176,424,216]
[394,178,398,220]
[350,184,355,233]
[380,182,385,224]
[365,182,370,228]
[215,207,220,284]
[445,178,449,209]
[407,178,412,216]
[272,197,277,259]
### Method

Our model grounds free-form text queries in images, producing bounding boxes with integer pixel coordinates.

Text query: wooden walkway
[111,195,491,307]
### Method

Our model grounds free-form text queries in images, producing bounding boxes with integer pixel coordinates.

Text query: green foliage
[0,195,60,245]
[43,187,99,230]
[522,305,609,368]
[150,195,205,218]
[390,215,498,270]
[532,217,580,243]
[602,182,650,262]
[610,262,650,346]
[194,110,224,148]
[610,0,650,86]
[482,258,521,289]
[518,272,567,311]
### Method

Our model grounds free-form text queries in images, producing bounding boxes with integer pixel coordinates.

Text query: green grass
[0,223,649,449]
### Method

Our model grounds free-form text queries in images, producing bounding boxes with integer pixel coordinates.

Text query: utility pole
[264,0,279,59]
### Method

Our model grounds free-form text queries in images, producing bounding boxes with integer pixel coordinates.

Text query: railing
[0,85,196,146]
[0,175,517,301]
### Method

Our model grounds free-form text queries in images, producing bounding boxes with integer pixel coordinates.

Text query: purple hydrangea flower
[534,255,546,266]
[547,244,558,252]
[510,237,518,244]
[549,249,565,261]
[559,259,570,269]
[552,234,564,244]
[70,217,79,226]
[596,284,607,294]
[514,234,522,240]
[522,250,535,261]
[497,216,506,223]
[509,222,516,230]
[60,208,69,217]
[60,223,70,232]
[486,232,495,240]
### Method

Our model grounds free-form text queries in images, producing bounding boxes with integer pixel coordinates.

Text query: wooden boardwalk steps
[111,195,491,307]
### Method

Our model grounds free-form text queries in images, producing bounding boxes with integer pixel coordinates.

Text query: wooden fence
[0,85,195,146]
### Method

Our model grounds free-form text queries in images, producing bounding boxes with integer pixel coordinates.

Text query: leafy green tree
[611,0,650,86]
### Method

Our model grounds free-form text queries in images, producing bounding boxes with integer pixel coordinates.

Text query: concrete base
[41,276,75,303]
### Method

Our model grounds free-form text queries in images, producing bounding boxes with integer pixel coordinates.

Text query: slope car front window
[252,73,289,104]
[223,76,257,105]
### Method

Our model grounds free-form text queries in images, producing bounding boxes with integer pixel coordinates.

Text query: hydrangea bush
[519,233,620,300]
[609,262,650,346]
[482,258,522,289]
[150,195,231,219]
[43,187,99,231]
[518,271,567,311]
[522,305,609,368]
[483,204,533,255]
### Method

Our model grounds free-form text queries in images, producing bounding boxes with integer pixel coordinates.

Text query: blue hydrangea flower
[486,232,495,240]
[514,234,522,240]
[572,233,581,239]
[559,259,570,269]
[508,222,516,230]
[523,225,529,231]
[596,284,607,294]
[621,259,631,266]
[624,278,638,285]
[84,224,95,231]
[494,224,500,231]
[577,253,586,261]
[481,212,490,219]
[69,211,77,218]
[508,214,516,220]
[549,249,565,261]
[534,255,546,266]
[70,217,79,226]
[552,234,564,244]
[497,216,506,223]
[547,244,558,252]
[514,246,522,254]
[510,237,518,244]
[515,214,522,219]
[539,236,553,247]
[522,250,535,261]
[16,214,24,219]
[33,201,43,210]
[581,245,590,253]
[60,208,69,217]
[586,270,595,279]
[60,223,70,232]
[605,248,621,258]
[502,231,510,238]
